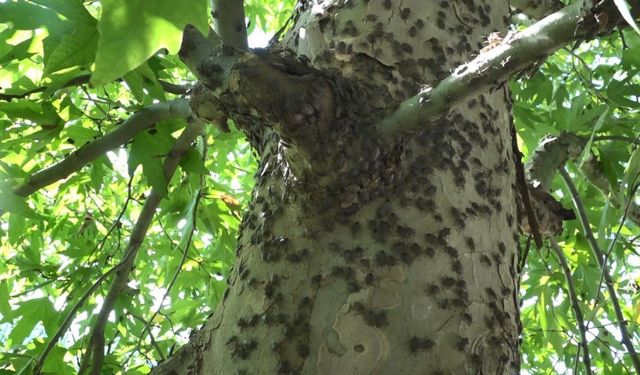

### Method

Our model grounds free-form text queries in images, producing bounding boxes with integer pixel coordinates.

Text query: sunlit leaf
[92,0,208,86]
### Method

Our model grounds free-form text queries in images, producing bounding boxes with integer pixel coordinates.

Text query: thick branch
[377,0,633,136]
[124,166,203,367]
[179,26,337,158]
[560,168,640,374]
[179,26,227,81]
[13,99,193,197]
[510,133,579,236]
[33,266,120,375]
[77,120,204,375]
[211,0,248,50]
[526,132,640,226]
[526,132,586,191]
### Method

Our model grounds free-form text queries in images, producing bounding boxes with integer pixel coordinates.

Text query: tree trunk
[155,0,521,373]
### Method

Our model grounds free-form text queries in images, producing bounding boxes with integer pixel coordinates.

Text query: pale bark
[211,0,249,50]
[157,1,520,374]
[152,0,637,374]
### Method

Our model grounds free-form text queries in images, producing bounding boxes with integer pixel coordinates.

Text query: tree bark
[156,1,524,373]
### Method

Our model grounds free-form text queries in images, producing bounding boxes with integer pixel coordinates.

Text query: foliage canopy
[0,0,639,373]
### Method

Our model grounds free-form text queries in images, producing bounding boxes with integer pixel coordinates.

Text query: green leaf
[607,79,640,108]
[123,62,166,103]
[623,147,640,192]
[565,93,585,131]
[0,1,66,32]
[538,291,548,336]
[89,156,109,193]
[30,0,91,22]
[25,231,42,265]
[60,120,100,146]
[625,146,640,177]
[0,281,11,315]
[0,353,35,375]
[26,70,87,100]
[0,100,62,126]
[0,34,34,65]
[91,0,209,86]
[128,127,175,191]
[10,0,101,73]
[63,236,95,258]
[43,21,99,74]
[6,298,55,345]
[7,213,24,245]
[0,0,98,74]
[0,180,37,219]
[577,107,609,168]
[621,47,640,69]
[39,342,75,374]
[598,147,623,190]
[180,148,209,175]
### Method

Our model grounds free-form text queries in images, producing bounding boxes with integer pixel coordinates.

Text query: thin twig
[129,313,166,361]
[589,176,640,337]
[87,175,134,265]
[563,47,611,105]
[123,133,207,367]
[593,135,640,144]
[559,168,640,373]
[124,189,203,366]
[13,99,193,197]
[33,265,121,374]
[550,239,593,375]
[0,75,190,101]
[77,120,204,375]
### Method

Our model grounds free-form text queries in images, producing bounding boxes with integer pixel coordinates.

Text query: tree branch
[33,266,121,375]
[211,0,248,50]
[179,26,222,75]
[593,135,640,144]
[550,239,593,375]
[376,0,633,136]
[0,74,92,101]
[526,132,586,191]
[13,99,193,197]
[0,75,190,101]
[156,80,192,95]
[525,132,640,226]
[124,137,206,368]
[511,115,543,247]
[77,120,205,375]
[559,168,640,374]
[179,26,338,159]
